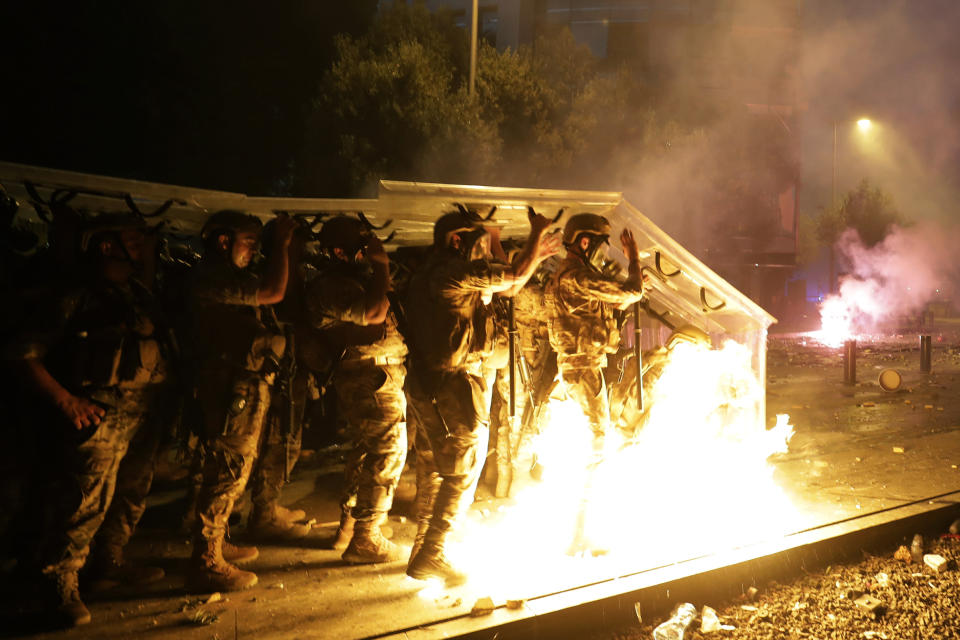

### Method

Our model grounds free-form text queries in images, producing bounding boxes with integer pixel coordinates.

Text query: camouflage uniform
[189,254,285,546]
[405,250,509,551]
[307,262,408,527]
[7,278,168,581]
[547,255,641,449]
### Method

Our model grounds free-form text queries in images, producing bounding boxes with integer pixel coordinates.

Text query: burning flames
[421,339,798,602]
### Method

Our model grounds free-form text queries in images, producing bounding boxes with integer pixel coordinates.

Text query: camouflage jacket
[7,276,169,393]
[404,249,510,374]
[188,254,285,373]
[546,255,642,359]
[305,262,407,365]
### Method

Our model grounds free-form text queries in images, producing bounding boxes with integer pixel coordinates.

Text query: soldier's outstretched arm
[495,211,560,296]
[361,235,391,325]
[257,214,298,305]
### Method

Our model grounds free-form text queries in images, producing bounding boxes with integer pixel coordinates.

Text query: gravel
[592,533,960,640]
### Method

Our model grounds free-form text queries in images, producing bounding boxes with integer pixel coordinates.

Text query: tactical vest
[47,280,168,391]
[546,262,620,358]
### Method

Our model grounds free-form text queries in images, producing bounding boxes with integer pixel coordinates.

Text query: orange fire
[420,339,799,603]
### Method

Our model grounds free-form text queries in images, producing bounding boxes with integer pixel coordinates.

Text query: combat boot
[406,541,468,587]
[47,570,91,627]
[407,522,429,570]
[222,540,259,565]
[247,504,312,542]
[341,519,404,564]
[326,511,355,550]
[187,536,258,592]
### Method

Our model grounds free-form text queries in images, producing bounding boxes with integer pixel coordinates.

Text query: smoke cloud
[823,222,960,334]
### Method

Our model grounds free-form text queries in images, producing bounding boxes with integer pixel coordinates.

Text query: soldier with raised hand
[404,206,559,587]
[186,210,298,592]
[546,213,648,553]
[5,212,170,627]
[305,215,408,564]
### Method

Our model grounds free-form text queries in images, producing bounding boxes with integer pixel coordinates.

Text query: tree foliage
[816,178,904,248]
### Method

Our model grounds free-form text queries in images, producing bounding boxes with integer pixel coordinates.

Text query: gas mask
[459,227,491,262]
[583,233,611,273]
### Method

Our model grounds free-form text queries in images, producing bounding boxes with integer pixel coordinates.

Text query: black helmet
[200,209,262,245]
[79,212,146,252]
[318,215,368,258]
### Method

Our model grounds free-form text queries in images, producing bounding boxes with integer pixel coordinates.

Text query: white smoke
[821,222,960,334]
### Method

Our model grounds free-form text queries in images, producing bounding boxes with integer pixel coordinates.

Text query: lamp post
[829,117,872,292]
[468,0,478,96]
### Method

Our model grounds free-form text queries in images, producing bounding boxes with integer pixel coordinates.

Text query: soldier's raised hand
[271,213,299,248]
[620,229,640,263]
[57,394,106,430]
[538,232,562,260]
[527,207,554,237]
[366,234,389,266]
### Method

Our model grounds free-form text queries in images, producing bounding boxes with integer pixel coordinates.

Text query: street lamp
[829,117,873,292]
[831,117,873,209]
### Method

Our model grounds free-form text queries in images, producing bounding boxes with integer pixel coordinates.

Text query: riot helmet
[562,213,611,272]
[200,210,262,249]
[318,215,369,261]
[432,209,487,259]
[80,211,147,263]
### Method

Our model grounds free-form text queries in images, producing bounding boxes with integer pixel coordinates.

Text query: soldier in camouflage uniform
[546,213,647,554]
[547,213,647,452]
[5,212,170,627]
[404,207,558,586]
[244,219,313,542]
[305,215,408,563]
[186,210,298,592]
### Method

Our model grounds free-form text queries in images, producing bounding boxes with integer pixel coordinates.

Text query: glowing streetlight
[856,118,872,132]
[829,116,874,293]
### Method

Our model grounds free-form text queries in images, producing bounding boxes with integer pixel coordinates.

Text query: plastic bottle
[652,603,697,640]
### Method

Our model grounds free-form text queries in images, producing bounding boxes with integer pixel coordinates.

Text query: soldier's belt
[340,355,406,368]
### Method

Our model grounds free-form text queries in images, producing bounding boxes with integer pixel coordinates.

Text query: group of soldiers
[1,189,669,629]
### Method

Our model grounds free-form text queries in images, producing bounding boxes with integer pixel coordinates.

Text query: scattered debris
[862,632,889,639]
[874,572,890,587]
[205,592,222,604]
[700,605,722,633]
[634,602,642,623]
[506,599,526,610]
[470,597,495,617]
[745,586,759,601]
[853,594,884,616]
[188,608,220,626]
[435,594,462,609]
[924,554,949,573]
[894,545,913,563]
[911,534,925,562]
[270,582,285,590]
[892,447,905,454]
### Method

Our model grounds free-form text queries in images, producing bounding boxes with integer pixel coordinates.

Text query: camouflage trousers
[194,367,271,541]
[332,362,407,524]
[557,353,610,451]
[38,387,161,577]
[249,368,308,515]
[408,366,489,541]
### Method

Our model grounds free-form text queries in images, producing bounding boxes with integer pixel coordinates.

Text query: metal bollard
[843,339,857,385]
[920,335,932,373]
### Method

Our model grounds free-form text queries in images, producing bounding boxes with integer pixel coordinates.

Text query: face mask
[586,234,610,272]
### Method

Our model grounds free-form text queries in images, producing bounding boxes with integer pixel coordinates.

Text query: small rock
[854,594,884,616]
[892,446,905,454]
[700,605,721,633]
[745,586,759,601]
[205,592,222,604]
[506,599,526,610]
[874,573,890,587]
[924,554,950,573]
[470,596,495,617]
[894,545,913,563]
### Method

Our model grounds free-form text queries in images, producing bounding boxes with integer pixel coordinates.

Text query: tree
[815,178,904,290]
